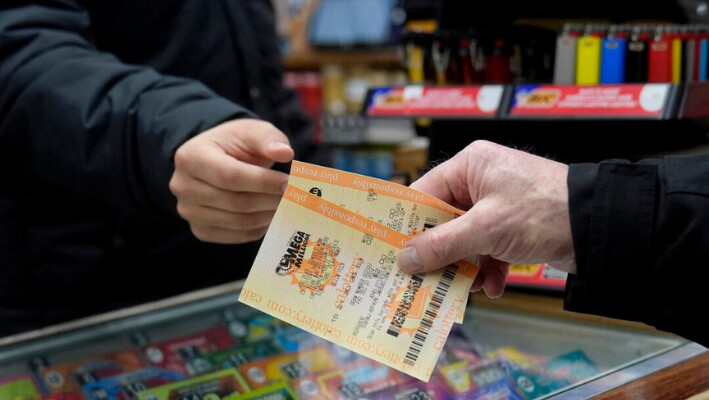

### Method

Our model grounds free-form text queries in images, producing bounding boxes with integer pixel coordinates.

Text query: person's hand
[397,141,575,298]
[169,119,294,244]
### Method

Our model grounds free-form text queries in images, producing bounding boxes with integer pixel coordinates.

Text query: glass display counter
[0,281,704,400]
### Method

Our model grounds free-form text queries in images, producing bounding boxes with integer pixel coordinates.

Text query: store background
[0,1,707,399]
[275,0,709,181]
[274,0,709,290]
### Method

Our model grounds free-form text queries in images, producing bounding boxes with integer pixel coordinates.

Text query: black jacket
[0,0,324,335]
[565,155,709,348]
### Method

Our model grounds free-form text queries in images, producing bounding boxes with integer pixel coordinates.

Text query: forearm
[564,155,709,346]
[0,1,253,216]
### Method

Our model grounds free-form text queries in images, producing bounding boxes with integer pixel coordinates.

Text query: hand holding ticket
[239,162,479,381]
[288,161,474,323]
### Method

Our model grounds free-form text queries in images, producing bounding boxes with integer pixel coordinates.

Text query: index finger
[410,158,472,209]
[193,149,289,194]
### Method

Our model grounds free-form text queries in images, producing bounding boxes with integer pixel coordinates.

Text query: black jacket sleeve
[564,154,709,347]
[0,1,254,217]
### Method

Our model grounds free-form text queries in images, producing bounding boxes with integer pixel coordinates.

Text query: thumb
[397,212,483,274]
[224,119,295,165]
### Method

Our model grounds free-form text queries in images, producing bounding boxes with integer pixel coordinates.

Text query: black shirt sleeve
[565,155,709,347]
[0,1,255,218]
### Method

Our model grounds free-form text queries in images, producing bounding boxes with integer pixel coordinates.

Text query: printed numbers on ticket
[239,184,479,381]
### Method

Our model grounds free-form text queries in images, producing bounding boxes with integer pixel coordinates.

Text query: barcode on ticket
[404,264,458,366]
[423,217,437,230]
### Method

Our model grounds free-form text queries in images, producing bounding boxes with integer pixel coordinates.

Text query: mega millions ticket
[239,177,479,381]
[288,161,472,323]
[288,161,464,237]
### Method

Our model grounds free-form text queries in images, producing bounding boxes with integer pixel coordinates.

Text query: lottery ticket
[136,368,249,400]
[288,161,465,237]
[0,373,42,400]
[292,358,407,399]
[225,382,296,400]
[544,350,598,382]
[238,345,337,389]
[40,393,83,400]
[29,349,144,395]
[368,376,453,400]
[239,184,479,381]
[81,367,184,400]
[141,326,235,376]
[289,161,472,323]
[205,340,284,370]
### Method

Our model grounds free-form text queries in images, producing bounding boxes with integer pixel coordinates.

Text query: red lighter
[648,26,673,82]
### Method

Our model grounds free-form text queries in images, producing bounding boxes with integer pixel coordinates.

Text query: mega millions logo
[276,231,342,296]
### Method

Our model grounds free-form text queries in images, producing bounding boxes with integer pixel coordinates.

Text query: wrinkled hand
[397,141,575,298]
[169,119,294,244]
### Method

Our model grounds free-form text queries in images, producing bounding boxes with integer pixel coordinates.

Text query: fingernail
[271,142,292,151]
[281,182,288,193]
[398,246,424,273]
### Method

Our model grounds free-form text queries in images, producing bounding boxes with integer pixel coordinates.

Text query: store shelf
[363,82,709,121]
[284,48,402,69]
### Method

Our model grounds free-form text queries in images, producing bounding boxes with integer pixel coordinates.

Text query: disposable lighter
[459,38,484,84]
[485,38,514,83]
[431,40,450,84]
[626,26,649,83]
[600,27,626,83]
[699,29,708,81]
[693,28,703,81]
[670,27,683,83]
[684,31,696,81]
[405,42,425,83]
[648,28,673,82]
[576,26,602,85]
[553,24,579,84]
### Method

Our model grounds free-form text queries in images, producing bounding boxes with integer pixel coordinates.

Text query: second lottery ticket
[288,160,472,323]
[239,183,478,381]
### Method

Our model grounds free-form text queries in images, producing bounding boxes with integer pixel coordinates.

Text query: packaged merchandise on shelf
[575,25,603,85]
[400,21,558,85]
[396,20,708,87]
[283,71,324,143]
[285,66,412,183]
[136,368,249,400]
[552,24,579,84]
[648,26,673,83]
[554,22,709,85]
[625,25,650,83]
[29,349,145,395]
[600,25,627,84]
